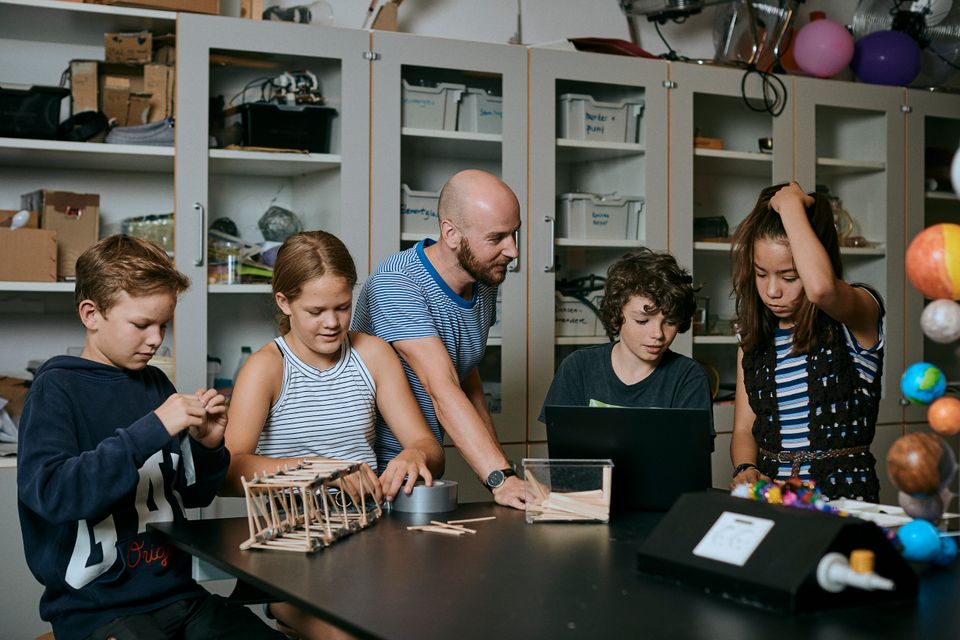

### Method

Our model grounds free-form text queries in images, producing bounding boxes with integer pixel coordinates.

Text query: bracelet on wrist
[732,462,759,479]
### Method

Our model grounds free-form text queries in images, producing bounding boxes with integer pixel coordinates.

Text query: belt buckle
[777,450,792,464]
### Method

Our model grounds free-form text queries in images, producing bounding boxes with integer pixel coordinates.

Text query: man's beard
[457,238,508,287]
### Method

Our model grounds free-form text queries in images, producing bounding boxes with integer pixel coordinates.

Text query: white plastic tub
[400,184,440,234]
[557,193,645,241]
[402,79,465,130]
[457,88,503,134]
[559,93,644,143]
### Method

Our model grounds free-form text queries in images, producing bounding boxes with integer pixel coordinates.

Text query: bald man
[352,170,525,509]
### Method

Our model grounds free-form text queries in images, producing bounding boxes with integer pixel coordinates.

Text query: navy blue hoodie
[17,356,230,640]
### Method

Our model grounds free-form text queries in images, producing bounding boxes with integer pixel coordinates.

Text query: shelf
[693,148,773,177]
[0,281,74,293]
[555,238,646,249]
[401,128,501,161]
[208,284,273,294]
[694,335,738,345]
[694,241,885,257]
[815,157,886,175]
[556,138,645,163]
[555,336,608,346]
[0,0,176,45]
[401,232,438,243]
[0,138,174,173]
[927,191,959,202]
[208,149,341,177]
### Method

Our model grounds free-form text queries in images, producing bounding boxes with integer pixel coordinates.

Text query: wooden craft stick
[447,516,497,525]
[430,520,477,534]
[420,525,466,536]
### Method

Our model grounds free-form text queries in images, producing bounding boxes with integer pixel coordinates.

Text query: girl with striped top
[730,182,884,502]
[222,231,443,505]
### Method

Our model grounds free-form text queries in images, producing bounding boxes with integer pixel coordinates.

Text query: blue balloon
[897,519,942,562]
[851,30,922,86]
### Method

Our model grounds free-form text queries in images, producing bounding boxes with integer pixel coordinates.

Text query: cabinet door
[0,1,177,378]
[903,90,960,424]
[794,78,905,425]
[528,48,668,442]
[368,31,527,473]
[669,62,793,434]
[175,15,370,391]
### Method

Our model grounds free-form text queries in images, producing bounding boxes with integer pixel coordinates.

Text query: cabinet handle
[509,228,521,273]
[193,202,205,267]
[544,215,556,273]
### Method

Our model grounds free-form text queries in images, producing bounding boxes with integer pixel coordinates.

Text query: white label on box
[691,511,774,567]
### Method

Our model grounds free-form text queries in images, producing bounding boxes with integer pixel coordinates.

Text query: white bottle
[234,346,252,384]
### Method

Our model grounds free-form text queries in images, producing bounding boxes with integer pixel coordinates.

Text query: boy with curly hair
[539,247,714,442]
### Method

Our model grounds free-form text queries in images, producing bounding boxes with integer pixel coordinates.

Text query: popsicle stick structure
[525,465,613,522]
[240,460,381,553]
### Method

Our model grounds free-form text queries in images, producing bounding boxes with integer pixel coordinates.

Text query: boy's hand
[155,392,209,437]
[380,450,432,502]
[188,388,227,449]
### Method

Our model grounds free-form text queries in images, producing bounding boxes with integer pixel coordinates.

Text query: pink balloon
[793,19,855,78]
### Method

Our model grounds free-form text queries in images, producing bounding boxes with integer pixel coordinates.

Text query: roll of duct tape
[387,480,458,513]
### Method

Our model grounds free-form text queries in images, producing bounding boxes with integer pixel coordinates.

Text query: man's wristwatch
[484,466,517,491]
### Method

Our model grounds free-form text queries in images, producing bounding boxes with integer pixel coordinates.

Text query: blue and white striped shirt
[256,335,378,471]
[352,240,497,467]
[773,319,884,480]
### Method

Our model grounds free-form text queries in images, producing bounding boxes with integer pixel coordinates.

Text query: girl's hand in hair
[769,181,815,217]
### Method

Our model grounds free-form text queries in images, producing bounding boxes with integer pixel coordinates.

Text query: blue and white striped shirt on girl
[352,239,497,469]
[256,335,378,471]
[773,318,884,480]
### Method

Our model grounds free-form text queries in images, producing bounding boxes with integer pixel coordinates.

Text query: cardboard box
[70,60,98,114]
[0,377,31,422]
[153,34,176,64]
[20,190,99,280]
[87,0,220,15]
[0,210,38,228]
[143,63,174,122]
[105,31,152,64]
[0,228,57,282]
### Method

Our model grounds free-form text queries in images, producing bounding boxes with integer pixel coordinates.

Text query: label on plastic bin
[590,210,611,226]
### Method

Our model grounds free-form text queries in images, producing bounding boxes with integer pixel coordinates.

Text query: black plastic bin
[226,102,338,153]
[0,84,69,139]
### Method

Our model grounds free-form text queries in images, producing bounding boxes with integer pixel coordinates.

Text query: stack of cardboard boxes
[71,31,175,128]
[0,191,100,282]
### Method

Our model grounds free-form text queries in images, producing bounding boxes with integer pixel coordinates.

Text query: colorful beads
[735,478,841,515]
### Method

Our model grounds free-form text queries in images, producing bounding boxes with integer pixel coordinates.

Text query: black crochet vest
[742,293,884,502]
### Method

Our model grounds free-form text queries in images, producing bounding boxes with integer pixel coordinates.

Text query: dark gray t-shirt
[538,342,715,438]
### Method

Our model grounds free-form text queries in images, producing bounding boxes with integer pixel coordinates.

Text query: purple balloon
[851,30,922,86]
[793,19,855,78]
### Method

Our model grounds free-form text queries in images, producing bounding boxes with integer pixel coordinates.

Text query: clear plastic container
[522,458,614,523]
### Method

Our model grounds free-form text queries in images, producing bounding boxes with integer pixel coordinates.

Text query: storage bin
[457,88,502,134]
[555,293,599,337]
[557,193,644,241]
[523,458,614,523]
[401,80,465,130]
[400,184,440,234]
[225,102,337,153]
[559,93,644,143]
[121,213,174,253]
[0,84,69,140]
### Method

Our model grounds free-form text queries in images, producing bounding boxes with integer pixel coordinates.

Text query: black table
[150,503,960,640]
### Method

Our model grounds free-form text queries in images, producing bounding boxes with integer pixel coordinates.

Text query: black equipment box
[225,102,337,153]
[0,84,69,139]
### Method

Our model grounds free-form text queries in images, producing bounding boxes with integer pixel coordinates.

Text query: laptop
[544,405,713,512]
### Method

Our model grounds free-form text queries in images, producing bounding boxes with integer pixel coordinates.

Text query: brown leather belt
[759,446,870,478]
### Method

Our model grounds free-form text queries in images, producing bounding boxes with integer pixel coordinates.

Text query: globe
[900,362,947,405]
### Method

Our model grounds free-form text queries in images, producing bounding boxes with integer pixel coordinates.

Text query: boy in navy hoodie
[17,235,283,640]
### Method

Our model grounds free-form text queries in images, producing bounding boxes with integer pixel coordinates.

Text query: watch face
[486,469,505,488]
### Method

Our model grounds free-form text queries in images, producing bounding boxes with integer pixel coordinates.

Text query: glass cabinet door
[669,62,794,434]
[794,77,905,425]
[175,15,370,393]
[369,32,527,501]
[528,48,669,443]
